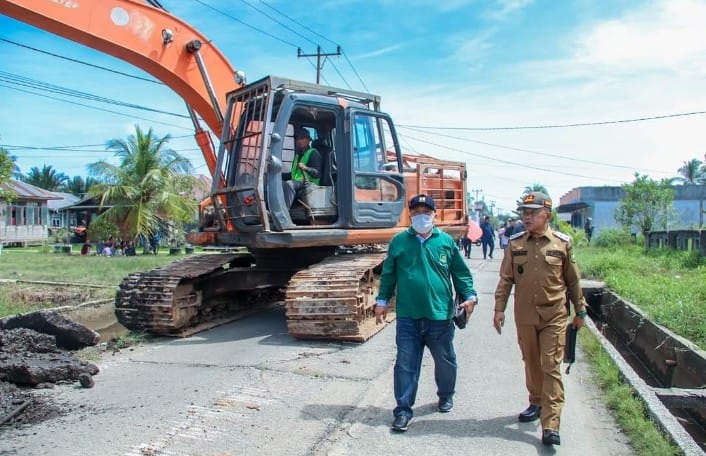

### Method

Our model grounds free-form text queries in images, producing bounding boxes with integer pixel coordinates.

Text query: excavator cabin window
[282,108,338,226]
[352,114,400,203]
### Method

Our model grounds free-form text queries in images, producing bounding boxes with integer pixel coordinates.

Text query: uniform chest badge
[439,252,448,265]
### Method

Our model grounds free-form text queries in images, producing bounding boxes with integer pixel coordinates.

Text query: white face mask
[411,213,434,234]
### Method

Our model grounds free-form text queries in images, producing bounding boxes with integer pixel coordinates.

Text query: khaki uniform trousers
[516,311,567,431]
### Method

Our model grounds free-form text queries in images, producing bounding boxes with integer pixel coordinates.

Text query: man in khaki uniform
[493,192,587,446]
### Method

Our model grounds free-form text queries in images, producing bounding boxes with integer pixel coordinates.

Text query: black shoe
[391,415,410,432]
[518,404,541,422]
[542,429,561,446]
[437,397,453,413]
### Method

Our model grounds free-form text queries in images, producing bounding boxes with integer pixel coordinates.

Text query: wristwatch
[576,310,587,318]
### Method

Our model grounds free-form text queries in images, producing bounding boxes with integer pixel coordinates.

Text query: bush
[592,228,634,248]
[87,215,120,242]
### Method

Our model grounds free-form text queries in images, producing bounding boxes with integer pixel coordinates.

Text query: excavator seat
[290,139,337,224]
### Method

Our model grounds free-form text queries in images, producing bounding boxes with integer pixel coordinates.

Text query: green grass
[580,329,680,456]
[0,247,180,318]
[0,248,179,285]
[576,244,706,349]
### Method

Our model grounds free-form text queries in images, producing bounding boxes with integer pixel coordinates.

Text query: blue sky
[2,0,706,214]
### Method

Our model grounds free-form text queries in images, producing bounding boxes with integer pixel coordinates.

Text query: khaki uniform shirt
[494,226,586,325]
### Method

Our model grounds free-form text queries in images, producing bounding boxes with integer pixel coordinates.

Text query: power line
[0,83,192,131]
[258,0,369,91]
[341,50,369,92]
[397,132,626,183]
[398,110,706,131]
[236,0,317,46]
[191,0,300,49]
[397,125,670,175]
[0,37,163,85]
[0,71,189,119]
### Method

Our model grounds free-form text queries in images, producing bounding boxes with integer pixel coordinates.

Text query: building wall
[560,185,706,235]
[0,202,50,245]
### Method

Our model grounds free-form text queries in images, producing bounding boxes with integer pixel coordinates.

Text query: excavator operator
[283,127,322,208]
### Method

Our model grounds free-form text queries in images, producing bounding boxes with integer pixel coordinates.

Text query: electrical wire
[399,110,706,131]
[258,0,369,91]
[0,38,163,85]
[191,0,300,49]
[0,71,189,119]
[397,132,626,183]
[397,125,670,175]
[0,83,192,131]
[235,0,317,46]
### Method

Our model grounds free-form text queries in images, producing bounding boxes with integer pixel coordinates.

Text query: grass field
[0,248,178,317]
[576,243,706,349]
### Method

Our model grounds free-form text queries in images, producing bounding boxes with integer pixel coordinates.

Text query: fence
[646,230,705,256]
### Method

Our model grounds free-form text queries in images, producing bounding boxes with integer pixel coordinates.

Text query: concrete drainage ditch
[582,279,706,455]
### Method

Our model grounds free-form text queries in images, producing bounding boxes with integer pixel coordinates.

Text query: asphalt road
[1,247,634,456]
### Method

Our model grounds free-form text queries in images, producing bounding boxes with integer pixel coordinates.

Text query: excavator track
[285,253,396,342]
[115,253,259,336]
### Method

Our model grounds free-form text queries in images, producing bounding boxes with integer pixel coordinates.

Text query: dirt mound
[0,323,100,430]
[0,381,63,428]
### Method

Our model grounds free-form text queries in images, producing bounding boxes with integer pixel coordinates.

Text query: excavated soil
[0,284,110,431]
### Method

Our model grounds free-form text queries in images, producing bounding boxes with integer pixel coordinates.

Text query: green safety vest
[290,147,320,185]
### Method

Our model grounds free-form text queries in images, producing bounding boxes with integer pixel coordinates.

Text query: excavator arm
[0,0,242,178]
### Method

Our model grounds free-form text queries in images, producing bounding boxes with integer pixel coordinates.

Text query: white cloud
[488,0,534,19]
[574,0,706,74]
[355,43,408,60]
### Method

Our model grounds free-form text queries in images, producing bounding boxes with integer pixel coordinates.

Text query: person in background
[493,191,587,447]
[498,222,509,250]
[584,217,594,243]
[375,194,478,432]
[480,216,495,259]
[461,228,473,259]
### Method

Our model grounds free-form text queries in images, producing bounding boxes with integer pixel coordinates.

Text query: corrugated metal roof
[0,179,60,200]
[47,192,81,211]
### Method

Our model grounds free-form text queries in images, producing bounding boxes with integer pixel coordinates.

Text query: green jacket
[376,226,476,320]
[290,147,320,185]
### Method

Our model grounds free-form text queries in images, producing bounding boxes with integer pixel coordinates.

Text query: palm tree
[88,125,199,242]
[674,159,704,185]
[0,148,15,201]
[21,164,69,191]
[523,184,549,195]
[62,175,101,197]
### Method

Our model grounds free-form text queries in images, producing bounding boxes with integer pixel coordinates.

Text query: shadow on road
[301,403,558,454]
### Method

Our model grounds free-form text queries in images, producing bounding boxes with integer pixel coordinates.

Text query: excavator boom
[0,0,240,177]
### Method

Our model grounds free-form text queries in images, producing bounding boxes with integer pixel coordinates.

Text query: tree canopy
[674,158,705,185]
[523,184,549,195]
[615,173,674,234]
[21,164,69,191]
[88,125,199,241]
[0,148,15,201]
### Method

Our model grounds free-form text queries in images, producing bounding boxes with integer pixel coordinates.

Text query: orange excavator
[1,0,469,341]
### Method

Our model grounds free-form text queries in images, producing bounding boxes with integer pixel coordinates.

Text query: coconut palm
[523,184,549,195]
[88,125,199,242]
[21,164,69,191]
[62,175,101,197]
[674,159,704,185]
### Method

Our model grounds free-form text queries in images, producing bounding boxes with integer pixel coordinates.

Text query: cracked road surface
[1,250,634,455]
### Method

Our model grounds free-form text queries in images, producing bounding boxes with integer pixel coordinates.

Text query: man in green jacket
[375,194,478,432]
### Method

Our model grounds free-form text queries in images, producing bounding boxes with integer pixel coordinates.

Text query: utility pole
[470,188,483,221]
[297,46,341,84]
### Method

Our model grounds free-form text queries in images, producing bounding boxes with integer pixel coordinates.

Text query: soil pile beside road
[0,311,101,429]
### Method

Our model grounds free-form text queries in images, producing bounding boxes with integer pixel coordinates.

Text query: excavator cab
[212,76,405,240]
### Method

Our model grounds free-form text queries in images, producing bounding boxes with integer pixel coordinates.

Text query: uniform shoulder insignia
[554,231,571,243]
[508,231,525,241]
